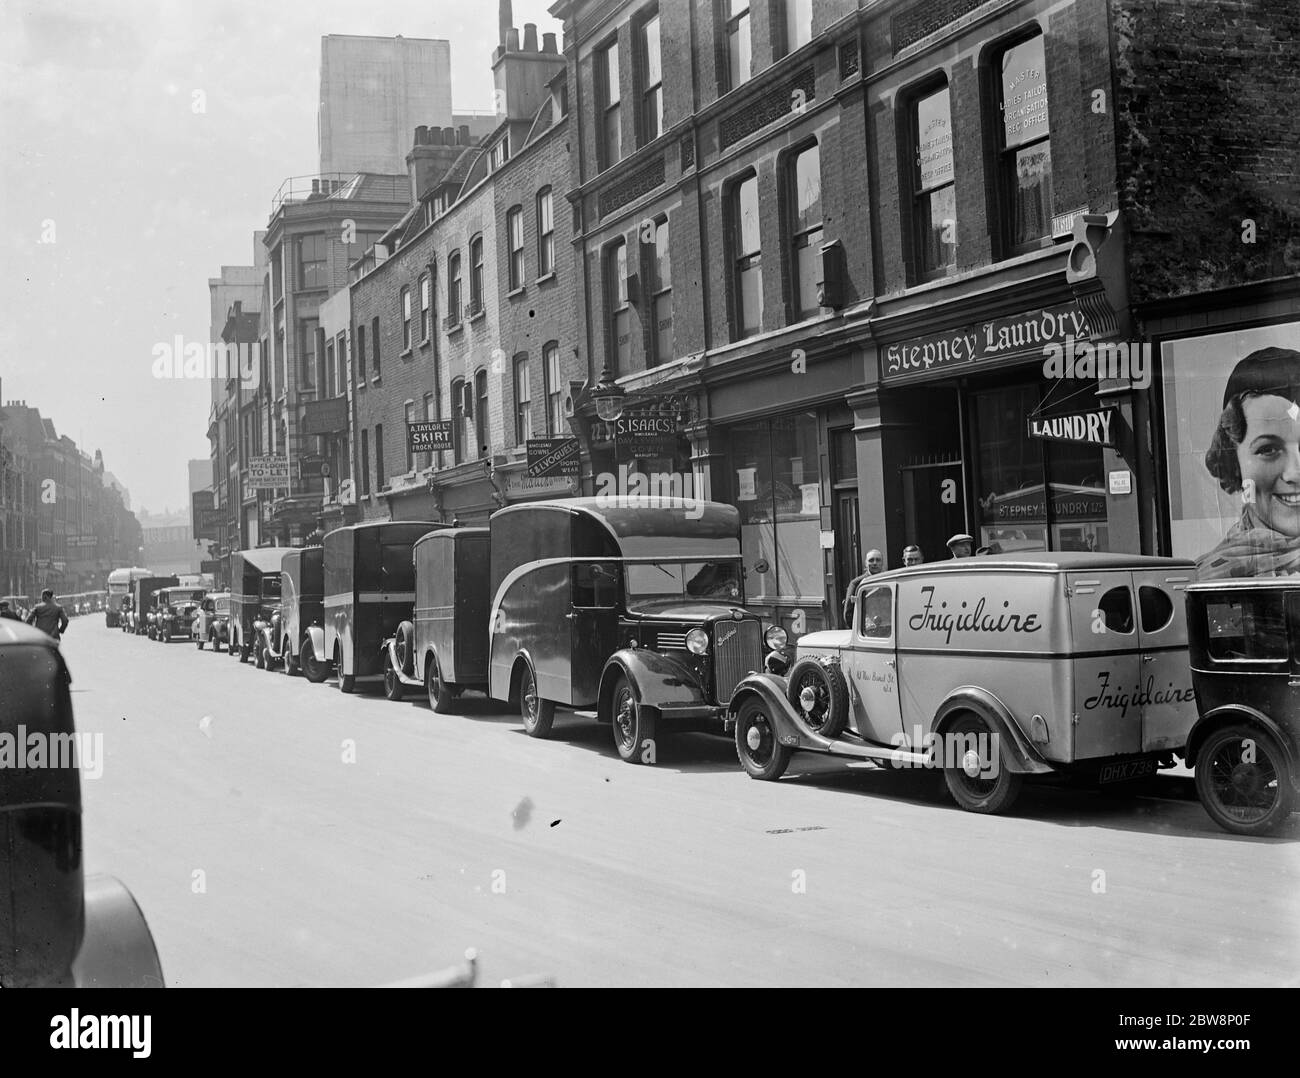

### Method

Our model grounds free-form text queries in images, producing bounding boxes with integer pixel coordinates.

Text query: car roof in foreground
[0,620,60,648]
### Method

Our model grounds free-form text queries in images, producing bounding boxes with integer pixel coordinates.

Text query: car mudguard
[1185,703,1300,791]
[726,672,903,759]
[598,648,710,720]
[931,686,1055,776]
[72,875,165,988]
[383,637,423,687]
[306,625,326,664]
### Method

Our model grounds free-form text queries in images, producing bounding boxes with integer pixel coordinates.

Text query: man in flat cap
[947,533,975,558]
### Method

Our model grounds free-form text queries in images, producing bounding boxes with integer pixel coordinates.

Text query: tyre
[394,622,415,676]
[212,633,224,654]
[239,643,251,663]
[1194,724,1296,836]
[301,639,328,684]
[161,628,170,643]
[425,652,455,713]
[518,661,555,738]
[383,658,406,701]
[942,712,1023,814]
[282,640,298,676]
[254,641,266,669]
[785,657,850,738]
[336,647,355,693]
[734,695,793,781]
[196,637,204,650]
[610,673,657,764]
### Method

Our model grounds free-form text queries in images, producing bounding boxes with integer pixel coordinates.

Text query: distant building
[319,35,454,177]
[139,507,202,577]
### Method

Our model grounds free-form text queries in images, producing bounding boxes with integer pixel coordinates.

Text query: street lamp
[591,365,626,423]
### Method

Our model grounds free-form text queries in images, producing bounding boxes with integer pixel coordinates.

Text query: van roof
[232,548,288,573]
[1187,577,1300,592]
[877,551,1195,577]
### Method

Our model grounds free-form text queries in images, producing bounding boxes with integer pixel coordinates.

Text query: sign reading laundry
[1027,407,1117,448]
[882,303,1092,379]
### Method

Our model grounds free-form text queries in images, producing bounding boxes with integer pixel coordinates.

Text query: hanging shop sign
[1027,407,1117,448]
[526,438,580,478]
[407,421,454,454]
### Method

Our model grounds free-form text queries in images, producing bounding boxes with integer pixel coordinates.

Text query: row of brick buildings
[0,382,142,598]
[205,0,1298,631]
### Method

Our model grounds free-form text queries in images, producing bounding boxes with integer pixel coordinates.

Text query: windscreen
[623,560,744,604]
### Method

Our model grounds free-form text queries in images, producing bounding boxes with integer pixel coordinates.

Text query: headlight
[764,625,788,650]
[685,628,709,655]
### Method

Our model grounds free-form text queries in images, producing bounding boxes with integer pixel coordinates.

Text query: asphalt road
[64,619,1300,987]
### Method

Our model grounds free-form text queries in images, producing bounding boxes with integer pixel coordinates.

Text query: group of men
[841,532,986,627]
[0,589,70,639]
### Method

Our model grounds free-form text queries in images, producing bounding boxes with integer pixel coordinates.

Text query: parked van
[105,568,152,628]
[729,553,1199,814]
[193,591,231,652]
[227,549,283,662]
[275,546,326,681]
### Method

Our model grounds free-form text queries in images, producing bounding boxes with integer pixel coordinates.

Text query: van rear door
[1066,571,1142,759]
[1131,566,1196,753]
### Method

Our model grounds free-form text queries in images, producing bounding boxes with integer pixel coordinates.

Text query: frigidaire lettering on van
[907,586,1043,645]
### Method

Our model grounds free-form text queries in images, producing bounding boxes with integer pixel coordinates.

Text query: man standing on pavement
[842,548,885,627]
[26,589,69,640]
[0,600,23,622]
[946,533,975,559]
[902,544,924,567]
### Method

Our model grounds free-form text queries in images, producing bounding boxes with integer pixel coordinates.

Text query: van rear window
[1206,597,1288,662]
[1097,586,1134,634]
[1138,586,1174,633]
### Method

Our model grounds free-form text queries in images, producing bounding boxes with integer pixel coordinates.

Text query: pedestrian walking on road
[26,589,69,640]
[0,600,22,622]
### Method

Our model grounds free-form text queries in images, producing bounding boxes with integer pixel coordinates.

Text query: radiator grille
[713,620,762,702]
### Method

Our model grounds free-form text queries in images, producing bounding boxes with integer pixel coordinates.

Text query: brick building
[552,0,1300,633]
[348,13,578,525]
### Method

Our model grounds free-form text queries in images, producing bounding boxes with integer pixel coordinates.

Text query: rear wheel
[254,641,266,669]
[785,658,850,739]
[196,636,204,650]
[383,658,406,701]
[282,640,298,676]
[1195,724,1296,836]
[335,646,354,693]
[611,674,656,764]
[519,661,555,738]
[735,696,792,781]
[301,639,328,684]
[942,712,1022,814]
[425,652,455,713]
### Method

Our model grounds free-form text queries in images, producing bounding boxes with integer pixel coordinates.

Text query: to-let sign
[248,455,290,490]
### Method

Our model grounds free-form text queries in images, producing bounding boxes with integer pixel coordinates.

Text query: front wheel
[735,697,792,781]
[425,653,455,713]
[282,641,298,676]
[1195,724,1296,836]
[254,641,266,669]
[611,674,657,764]
[519,662,555,738]
[301,640,328,684]
[942,712,1023,814]
[336,647,355,693]
[383,659,406,701]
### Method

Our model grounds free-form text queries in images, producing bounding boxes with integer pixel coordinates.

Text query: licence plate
[1098,758,1157,784]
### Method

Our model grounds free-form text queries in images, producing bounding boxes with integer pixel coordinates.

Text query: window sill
[469,310,487,324]
[400,348,413,359]
[507,286,526,299]
[371,375,382,386]
[535,272,556,285]
[447,322,464,337]
[419,337,432,350]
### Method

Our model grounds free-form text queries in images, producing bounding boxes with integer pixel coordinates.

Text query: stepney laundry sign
[1027,407,1117,448]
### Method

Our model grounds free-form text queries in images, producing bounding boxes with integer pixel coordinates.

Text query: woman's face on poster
[1238,392,1300,538]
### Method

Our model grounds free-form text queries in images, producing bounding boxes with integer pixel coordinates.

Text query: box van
[729,553,1199,814]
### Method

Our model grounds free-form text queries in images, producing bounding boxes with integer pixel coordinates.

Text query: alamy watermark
[1042,336,1152,389]
[888,725,1000,778]
[594,464,705,519]
[152,336,261,387]
[0,726,103,779]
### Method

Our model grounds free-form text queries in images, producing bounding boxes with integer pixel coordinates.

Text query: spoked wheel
[425,652,455,713]
[301,640,328,684]
[611,674,657,764]
[1195,724,1296,836]
[942,712,1022,814]
[519,661,555,738]
[734,697,792,781]
[785,658,850,738]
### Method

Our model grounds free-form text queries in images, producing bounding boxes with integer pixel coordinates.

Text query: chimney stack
[523,23,538,52]
[542,32,557,53]
[499,0,513,47]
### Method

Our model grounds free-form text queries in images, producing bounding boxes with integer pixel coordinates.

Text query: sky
[0,0,562,516]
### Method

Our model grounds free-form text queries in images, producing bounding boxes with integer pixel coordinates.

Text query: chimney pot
[542,32,557,53]
[506,27,519,52]
[443,126,456,144]
[459,124,470,144]
[310,179,320,194]
[415,124,428,145]
[499,0,512,47]
[523,23,538,51]
[429,126,442,145]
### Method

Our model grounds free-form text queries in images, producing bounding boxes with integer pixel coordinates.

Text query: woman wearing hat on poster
[1198,346,1300,579]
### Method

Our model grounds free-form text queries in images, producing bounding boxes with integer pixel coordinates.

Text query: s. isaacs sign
[883,303,1092,379]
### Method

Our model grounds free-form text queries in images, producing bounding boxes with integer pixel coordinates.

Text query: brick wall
[1112,0,1300,301]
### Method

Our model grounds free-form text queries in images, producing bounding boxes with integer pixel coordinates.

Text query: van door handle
[1142,654,1154,663]
[1289,678,1300,688]
[885,659,896,668]
[564,612,576,620]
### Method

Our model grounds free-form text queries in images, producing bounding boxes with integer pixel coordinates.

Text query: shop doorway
[901,458,966,566]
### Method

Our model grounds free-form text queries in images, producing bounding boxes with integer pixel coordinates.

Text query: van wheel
[301,640,328,684]
[335,646,355,693]
[1195,724,1296,836]
[519,662,555,738]
[395,622,415,676]
[611,674,656,764]
[254,642,266,669]
[735,696,792,781]
[283,640,298,676]
[196,637,204,650]
[384,659,405,701]
[942,712,1022,814]
[426,653,455,713]
[785,658,850,739]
